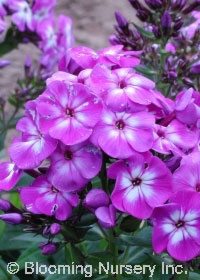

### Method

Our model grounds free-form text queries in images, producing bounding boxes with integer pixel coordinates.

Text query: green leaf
[0,131,7,151]
[135,65,156,77]
[126,247,152,265]
[15,173,34,187]
[17,243,49,270]
[0,258,12,280]
[91,176,101,187]
[84,226,104,241]
[115,227,152,248]
[134,24,155,39]
[120,216,141,233]
[10,192,22,208]
[87,252,113,268]
[76,213,97,227]
[189,272,200,280]
[65,243,85,265]
[0,226,39,251]
[0,28,20,57]
[0,221,5,238]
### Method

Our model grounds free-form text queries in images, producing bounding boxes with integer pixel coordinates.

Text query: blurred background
[0,0,137,96]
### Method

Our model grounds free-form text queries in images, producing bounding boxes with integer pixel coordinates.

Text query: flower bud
[162,11,172,33]
[136,9,150,21]
[41,243,57,255]
[128,0,141,9]
[190,62,200,74]
[115,11,128,28]
[50,223,61,235]
[0,199,12,212]
[43,226,50,235]
[174,19,184,31]
[109,35,120,45]
[168,71,177,80]
[0,60,10,68]
[182,77,194,87]
[172,0,187,10]
[83,189,110,211]
[183,0,200,14]
[145,0,162,9]
[0,213,23,225]
[152,25,161,38]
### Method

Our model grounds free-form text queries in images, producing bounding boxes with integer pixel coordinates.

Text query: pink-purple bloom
[37,81,102,145]
[152,119,198,155]
[90,64,156,112]
[111,153,173,219]
[91,108,154,158]
[152,191,200,261]
[9,101,57,169]
[47,141,102,191]
[83,189,110,212]
[173,152,200,193]
[20,176,79,221]
[8,0,34,32]
[0,162,22,191]
[95,204,116,229]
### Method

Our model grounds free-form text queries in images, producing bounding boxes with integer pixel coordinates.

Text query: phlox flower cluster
[1,43,200,262]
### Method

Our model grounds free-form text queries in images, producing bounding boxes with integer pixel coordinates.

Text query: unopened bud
[50,223,61,235]
[0,213,23,225]
[41,243,57,255]
[162,11,172,33]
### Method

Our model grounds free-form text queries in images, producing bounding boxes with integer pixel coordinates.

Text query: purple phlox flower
[90,107,155,158]
[0,0,8,17]
[40,48,58,71]
[32,0,56,30]
[57,15,74,50]
[98,45,141,68]
[58,50,83,75]
[77,69,92,86]
[8,0,34,32]
[90,64,156,112]
[175,88,200,125]
[37,81,102,145]
[152,119,198,155]
[152,191,200,261]
[173,152,200,193]
[107,151,152,179]
[47,141,102,191]
[46,71,78,85]
[9,101,57,169]
[147,90,175,120]
[164,154,182,173]
[0,161,22,191]
[83,189,110,212]
[60,45,141,74]
[111,153,173,219]
[20,175,79,221]
[95,204,116,229]
[165,42,176,54]
[181,11,200,39]
[38,15,73,71]
[37,18,57,51]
